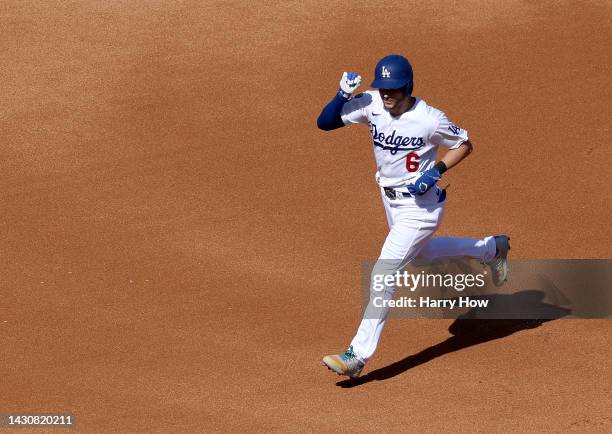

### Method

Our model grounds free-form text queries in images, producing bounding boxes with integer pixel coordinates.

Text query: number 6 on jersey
[406,152,420,172]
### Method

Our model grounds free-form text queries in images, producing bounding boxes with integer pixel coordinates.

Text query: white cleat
[486,235,511,286]
[322,345,365,379]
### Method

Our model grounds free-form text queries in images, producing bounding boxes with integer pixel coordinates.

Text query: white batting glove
[339,71,362,99]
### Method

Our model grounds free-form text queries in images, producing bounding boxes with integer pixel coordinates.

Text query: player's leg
[322,191,410,378]
[322,199,443,378]
[349,204,443,364]
[417,236,497,263]
[415,235,511,286]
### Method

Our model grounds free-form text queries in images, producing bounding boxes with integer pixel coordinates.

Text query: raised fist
[339,71,362,99]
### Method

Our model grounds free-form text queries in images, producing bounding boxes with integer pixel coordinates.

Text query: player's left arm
[408,141,472,195]
[438,140,472,171]
[408,113,471,195]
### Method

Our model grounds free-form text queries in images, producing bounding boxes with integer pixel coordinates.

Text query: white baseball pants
[350,188,497,363]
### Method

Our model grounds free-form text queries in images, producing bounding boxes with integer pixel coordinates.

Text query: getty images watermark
[371,269,489,309]
[360,259,612,319]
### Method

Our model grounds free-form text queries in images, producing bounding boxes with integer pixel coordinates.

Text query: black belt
[383,187,447,202]
[383,187,412,200]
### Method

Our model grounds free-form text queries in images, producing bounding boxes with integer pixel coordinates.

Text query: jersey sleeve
[429,110,469,149]
[340,92,372,125]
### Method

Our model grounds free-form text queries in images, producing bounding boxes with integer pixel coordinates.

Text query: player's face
[379,88,407,111]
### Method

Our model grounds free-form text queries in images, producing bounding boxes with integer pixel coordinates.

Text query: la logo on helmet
[381,66,391,78]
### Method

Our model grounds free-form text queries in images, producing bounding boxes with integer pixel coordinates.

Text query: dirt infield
[1,1,611,432]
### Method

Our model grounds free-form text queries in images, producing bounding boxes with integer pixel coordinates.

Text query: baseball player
[317,54,510,379]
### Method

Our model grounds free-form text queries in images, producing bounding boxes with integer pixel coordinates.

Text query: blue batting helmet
[370,54,413,90]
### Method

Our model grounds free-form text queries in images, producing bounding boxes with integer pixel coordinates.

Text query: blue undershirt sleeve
[316,92,348,131]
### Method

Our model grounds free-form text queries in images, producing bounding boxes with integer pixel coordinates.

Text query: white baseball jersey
[340,91,468,188]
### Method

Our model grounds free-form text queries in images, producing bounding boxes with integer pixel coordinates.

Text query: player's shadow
[336,290,571,388]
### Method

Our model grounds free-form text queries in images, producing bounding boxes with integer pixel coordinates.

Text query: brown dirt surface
[1,1,611,432]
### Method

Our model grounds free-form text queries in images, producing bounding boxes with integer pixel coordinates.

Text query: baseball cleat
[322,345,365,379]
[486,235,511,286]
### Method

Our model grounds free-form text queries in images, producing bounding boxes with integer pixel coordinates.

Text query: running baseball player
[317,54,510,379]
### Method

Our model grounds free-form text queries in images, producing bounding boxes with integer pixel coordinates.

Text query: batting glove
[338,71,362,99]
[408,168,441,196]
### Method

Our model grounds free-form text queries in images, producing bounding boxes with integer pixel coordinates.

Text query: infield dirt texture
[1,1,611,432]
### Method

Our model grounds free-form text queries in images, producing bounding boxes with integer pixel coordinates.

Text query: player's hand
[407,168,441,195]
[338,71,362,99]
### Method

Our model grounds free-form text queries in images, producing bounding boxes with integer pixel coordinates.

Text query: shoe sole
[322,357,362,379]
[494,260,509,286]
[492,236,510,286]
[322,357,346,376]
[323,362,345,377]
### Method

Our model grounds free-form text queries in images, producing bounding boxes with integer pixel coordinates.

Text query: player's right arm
[316,72,363,131]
